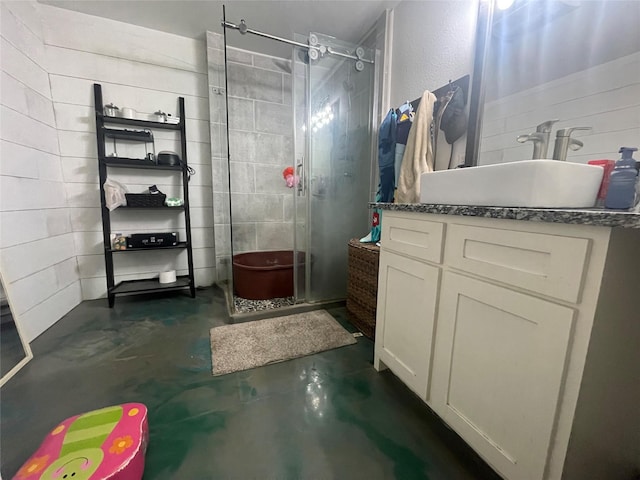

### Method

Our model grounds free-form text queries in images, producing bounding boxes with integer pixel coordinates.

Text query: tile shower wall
[207,32,294,281]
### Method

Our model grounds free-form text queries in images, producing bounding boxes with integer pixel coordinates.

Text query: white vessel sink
[419,160,604,208]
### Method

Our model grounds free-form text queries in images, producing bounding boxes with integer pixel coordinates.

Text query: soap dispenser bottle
[604,147,638,209]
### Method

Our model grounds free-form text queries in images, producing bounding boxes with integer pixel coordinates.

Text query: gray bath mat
[210,310,356,376]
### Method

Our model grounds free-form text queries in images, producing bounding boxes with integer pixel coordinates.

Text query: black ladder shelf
[94,83,196,307]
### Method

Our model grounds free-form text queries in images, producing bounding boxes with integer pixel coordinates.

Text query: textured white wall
[389,0,478,106]
[389,0,478,169]
[0,1,81,341]
[39,4,216,300]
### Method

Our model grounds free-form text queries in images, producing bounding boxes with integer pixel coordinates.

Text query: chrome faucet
[552,127,592,161]
[517,119,559,159]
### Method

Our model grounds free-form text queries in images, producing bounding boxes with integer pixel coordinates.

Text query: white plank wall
[480,52,640,165]
[0,1,81,341]
[38,4,216,299]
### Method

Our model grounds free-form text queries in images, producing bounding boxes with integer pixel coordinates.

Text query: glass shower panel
[305,33,375,302]
[292,35,308,302]
[206,31,234,309]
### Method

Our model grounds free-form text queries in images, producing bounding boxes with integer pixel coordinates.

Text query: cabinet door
[375,250,440,401]
[431,272,574,480]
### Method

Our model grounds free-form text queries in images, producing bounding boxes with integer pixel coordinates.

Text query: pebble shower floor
[233,295,295,313]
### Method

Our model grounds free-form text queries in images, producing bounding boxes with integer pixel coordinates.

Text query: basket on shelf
[125,193,166,208]
[346,238,380,339]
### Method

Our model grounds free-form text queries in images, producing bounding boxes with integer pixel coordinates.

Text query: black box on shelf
[127,233,178,248]
[125,193,166,207]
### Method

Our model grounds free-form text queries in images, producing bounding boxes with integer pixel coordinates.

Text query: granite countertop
[370,203,640,229]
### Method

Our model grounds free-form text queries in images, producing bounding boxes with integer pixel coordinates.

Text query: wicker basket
[125,193,166,208]
[346,239,380,339]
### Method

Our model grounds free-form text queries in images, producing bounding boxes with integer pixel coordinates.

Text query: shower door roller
[355,61,364,72]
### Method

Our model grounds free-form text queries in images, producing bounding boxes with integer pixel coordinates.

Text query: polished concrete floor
[1,318,25,378]
[1,287,500,479]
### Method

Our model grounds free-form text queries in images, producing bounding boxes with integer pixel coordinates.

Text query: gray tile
[227,63,283,103]
[283,193,294,220]
[207,47,225,88]
[214,192,231,224]
[282,195,307,223]
[211,158,229,194]
[256,222,294,251]
[208,65,225,89]
[255,164,292,194]
[255,102,292,134]
[228,133,292,167]
[206,31,223,49]
[229,162,255,193]
[228,97,254,131]
[231,223,257,252]
[253,55,291,73]
[294,74,307,111]
[231,194,283,222]
[214,223,231,256]
[208,91,227,124]
[210,123,228,158]
[228,130,256,163]
[256,134,294,164]
[216,255,230,281]
[283,74,292,106]
[227,47,253,65]
[295,223,307,250]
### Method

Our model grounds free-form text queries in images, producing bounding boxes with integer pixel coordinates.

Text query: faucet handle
[536,119,559,132]
[557,126,592,137]
[568,138,584,151]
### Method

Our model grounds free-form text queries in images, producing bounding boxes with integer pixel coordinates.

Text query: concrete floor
[1,319,25,378]
[1,287,500,479]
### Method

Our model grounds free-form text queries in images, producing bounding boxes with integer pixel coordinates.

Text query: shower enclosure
[207,14,378,314]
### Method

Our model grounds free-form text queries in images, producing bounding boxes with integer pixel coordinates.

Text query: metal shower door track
[221,19,374,65]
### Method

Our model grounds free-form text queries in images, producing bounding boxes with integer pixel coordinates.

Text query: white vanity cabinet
[374,210,640,480]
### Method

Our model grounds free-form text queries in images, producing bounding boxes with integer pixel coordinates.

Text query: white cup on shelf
[120,107,136,119]
[159,270,177,284]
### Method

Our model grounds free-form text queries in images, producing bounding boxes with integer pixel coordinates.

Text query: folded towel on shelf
[396,90,437,203]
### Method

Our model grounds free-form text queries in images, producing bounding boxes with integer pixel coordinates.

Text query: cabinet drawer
[445,223,590,303]
[381,213,444,264]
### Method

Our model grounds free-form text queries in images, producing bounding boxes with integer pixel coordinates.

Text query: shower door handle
[296,157,305,196]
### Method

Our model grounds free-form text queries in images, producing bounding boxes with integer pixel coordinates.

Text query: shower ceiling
[39,0,399,59]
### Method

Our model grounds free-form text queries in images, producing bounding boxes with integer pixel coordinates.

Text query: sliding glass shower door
[293,34,376,303]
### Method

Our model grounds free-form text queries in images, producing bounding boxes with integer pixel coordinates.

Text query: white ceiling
[39,0,399,58]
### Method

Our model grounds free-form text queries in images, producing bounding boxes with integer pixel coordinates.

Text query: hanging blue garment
[361,109,397,244]
[378,108,397,203]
